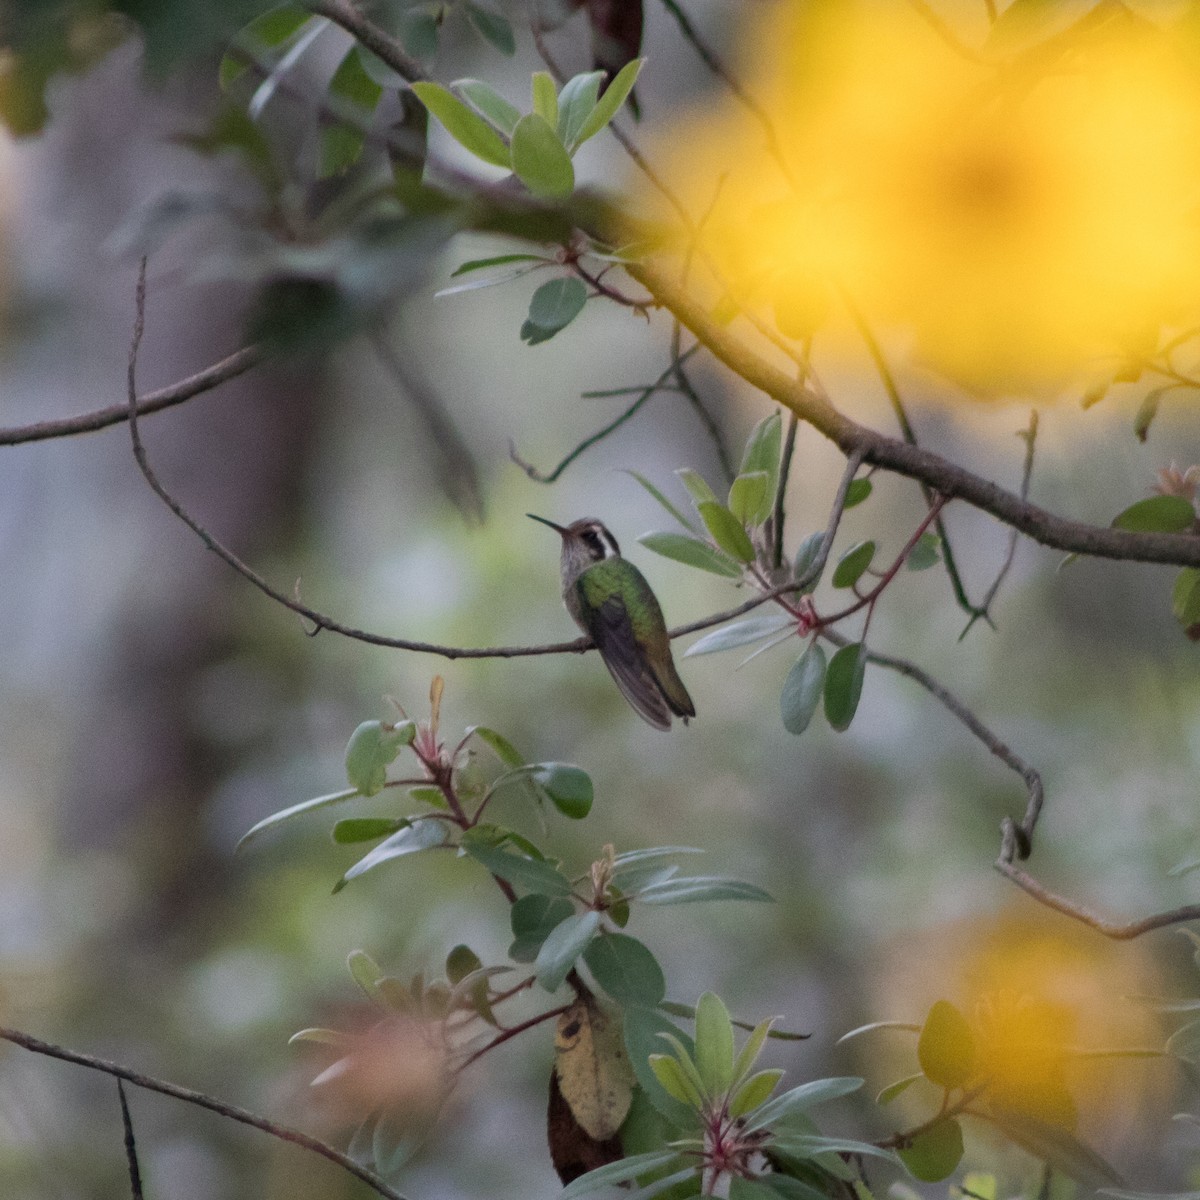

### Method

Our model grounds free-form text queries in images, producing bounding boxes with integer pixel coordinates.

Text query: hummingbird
[528,514,695,730]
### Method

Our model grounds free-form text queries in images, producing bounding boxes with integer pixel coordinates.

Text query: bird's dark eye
[581,530,604,557]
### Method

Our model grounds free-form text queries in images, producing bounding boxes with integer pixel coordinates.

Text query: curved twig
[0,1027,409,1200]
[0,345,263,446]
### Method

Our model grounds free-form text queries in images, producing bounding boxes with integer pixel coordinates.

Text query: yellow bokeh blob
[649,1,1200,392]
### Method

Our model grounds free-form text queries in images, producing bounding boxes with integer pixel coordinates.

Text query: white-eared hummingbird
[528,514,695,730]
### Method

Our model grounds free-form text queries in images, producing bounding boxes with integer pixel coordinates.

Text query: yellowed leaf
[554,995,635,1140]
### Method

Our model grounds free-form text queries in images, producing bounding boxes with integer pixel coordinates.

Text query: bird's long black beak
[527,513,569,536]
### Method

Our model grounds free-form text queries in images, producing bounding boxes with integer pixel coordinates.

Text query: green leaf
[576,58,646,144]
[410,81,512,167]
[730,1069,784,1117]
[792,532,825,591]
[770,1135,897,1165]
[917,1000,976,1088]
[560,1150,685,1200]
[526,276,588,333]
[676,468,718,507]
[236,787,360,851]
[452,77,521,135]
[638,532,743,578]
[831,541,875,589]
[220,6,314,92]
[635,877,773,905]
[1111,494,1195,533]
[531,70,558,125]
[906,531,941,572]
[319,46,383,178]
[697,501,756,563]
[898,1117,964,1182]
[740,410,782,517]
[731,1179,791,1200]
[740,1077,863,1134]
[451,253,545,277]
[823,643,866,732]
[333,820,448,892]
[648,1052,704,1108]
[536,909,601,991]
[407,785,448,809]
[693,992,735,1097]
[445,944,483,985]
[465,724,525,766]
[1134,386,1170,443]
[529,762,594,819]
[612,847,702,891]
[398,8,439,58]
[344,719,414,797]
[509,893,575,961]
[623,1007,698,1126]
[584,933,666,1006]
[685,615,795,658]
[1174,568,1200,631]
[732,1017,778,1087]
[780,645,826,736]
[332,817,406,844]
[729,471,772,527]
[876,1073,922,1105]
[347,948,385,1000]
[844,478,872,508]
[510,112,575,198]
[622,470,700,534]
[464,1,516,55]
[462,836,573,896]
[558,71,605,148]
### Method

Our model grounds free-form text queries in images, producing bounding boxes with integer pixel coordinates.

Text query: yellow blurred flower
[650,1,1200,392]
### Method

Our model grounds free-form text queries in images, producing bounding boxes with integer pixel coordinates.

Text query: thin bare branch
[0,345,263,446]
[510,347,700,484]
[994,855,1200,940]
[842,293,987,625]
[772,411,799,570]
[629,259,1200,568]
[118,1080,144,1200]
[371,331,485,523]
[960,409,1039,638]
[0,1027,409,1200]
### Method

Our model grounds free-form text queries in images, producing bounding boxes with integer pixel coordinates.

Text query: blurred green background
[4,2,1200,1197]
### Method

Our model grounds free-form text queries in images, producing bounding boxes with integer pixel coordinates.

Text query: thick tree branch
[0,345,263,446]
[630,260,1200,568]
[0,1027,409,1200]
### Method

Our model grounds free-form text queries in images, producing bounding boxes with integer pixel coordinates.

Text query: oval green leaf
[583,933,666,1006]
[557,70,604,148]
[729,471,771,527]
[510,111,574,198]
[535,908,601,992]
[831,540,875,589]
[686,614,795,658]
[344,719,415,797]
[898,1117,964,1182]
[333,820,447,893]
[823,642,866,732]
[844,477,873,508]
[917,999,977,1088]
[694,992,735,1097]
[332,817,406,844]
[527,276,587,332]
[1111,494,1195,533]
[530,762,593,819]
[780,644,827,735]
